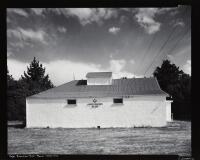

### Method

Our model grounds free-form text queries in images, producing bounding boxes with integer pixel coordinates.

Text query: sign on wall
[87,98,103,108]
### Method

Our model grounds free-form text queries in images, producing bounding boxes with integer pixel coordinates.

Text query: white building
[26,72,172,128]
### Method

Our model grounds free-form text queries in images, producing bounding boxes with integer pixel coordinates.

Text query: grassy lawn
[8,121,191,155]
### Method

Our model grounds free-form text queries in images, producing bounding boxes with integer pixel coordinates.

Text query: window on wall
[67,99,76,105]
[113,98,123,104]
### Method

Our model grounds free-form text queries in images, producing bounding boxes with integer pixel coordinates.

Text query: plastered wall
[26,96,168,128]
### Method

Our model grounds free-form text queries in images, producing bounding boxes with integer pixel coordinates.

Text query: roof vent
[86,72,112,78]
[86,72,112,85]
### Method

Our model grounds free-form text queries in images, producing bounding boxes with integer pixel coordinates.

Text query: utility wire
[162,12,191,61]
[164,27,190,61]
[143,7,189,76]
[159,9,191,62]
[144,30,178,76]
[135,8,175,73]
[135,33,157,73]
[149,21,191,66]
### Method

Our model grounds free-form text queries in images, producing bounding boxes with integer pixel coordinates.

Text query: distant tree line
[7,57,54,121]
[153,60,191,120]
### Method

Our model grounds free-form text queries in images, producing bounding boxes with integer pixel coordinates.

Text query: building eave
[26,93,167,100]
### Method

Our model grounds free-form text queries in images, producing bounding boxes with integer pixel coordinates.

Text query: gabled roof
[86,72,112,78]
[28,77,168,99]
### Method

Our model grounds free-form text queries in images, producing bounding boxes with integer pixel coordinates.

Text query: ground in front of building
[8,120,191,155]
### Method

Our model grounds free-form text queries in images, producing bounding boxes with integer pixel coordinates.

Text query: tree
[153,60,190,100]
[179,73,191,102]
[153,60,191,120]
[21,57,54,96]
[7,58,54,121]
[7,69,24,120]
[7,68,14,84]
[154,60,180,93]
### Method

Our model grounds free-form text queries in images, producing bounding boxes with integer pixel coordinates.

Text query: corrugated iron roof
[28,77,168,99]
[86,72,112,78]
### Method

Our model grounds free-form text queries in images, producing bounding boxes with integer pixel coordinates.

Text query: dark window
[113,98,123,104]
[67,99,76,105]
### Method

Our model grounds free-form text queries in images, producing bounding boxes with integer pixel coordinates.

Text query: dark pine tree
[7,58,54,122]
[21,57,54,96]
[153,59,191,100]
[7,69,24,121]
[7,68,14,85]
[153,59,191,120]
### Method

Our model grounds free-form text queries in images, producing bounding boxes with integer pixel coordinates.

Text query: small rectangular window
[113,98,123,104]
[67,99,76,105]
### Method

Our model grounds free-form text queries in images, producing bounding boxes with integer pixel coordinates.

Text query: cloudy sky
[7,7,191,86]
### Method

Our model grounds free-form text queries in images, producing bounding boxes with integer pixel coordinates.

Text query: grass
[8,121,191,155]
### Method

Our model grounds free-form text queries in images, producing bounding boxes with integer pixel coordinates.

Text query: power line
[143,7,189,76]
[154,27,190,73]
[150,20,191,66]
[135,32,157,73]
[164,27,190,61]
[135,8,178,73]
[160,9,191,61]
[144,29,178,75]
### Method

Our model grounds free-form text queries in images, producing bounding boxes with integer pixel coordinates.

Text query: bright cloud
[8,58,141,86]
[18,28,47,43]
[7,59,29,80]
[31,8,45,16]
[158,8,176,14]
[65,8,93,25]
[167,55,191,75]
[7,29,21,39]
[112,71,135,79]
[52,8,118,25]
[7,59,103,86]
[182,60,191,75]
[135,8,161,34]
[109,27,120,35]
[169,9,179,16]
[9,42,25,48]
[7,8,29,17]
[109,59,126,72]
[167,54,175,62]
[108,59,136,78]
[57,27,67,33]
[173,21,185,27]
[129,59,135,64]
[7,28,48,45]
[44,60,103,85]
